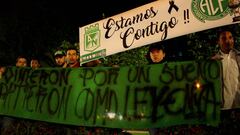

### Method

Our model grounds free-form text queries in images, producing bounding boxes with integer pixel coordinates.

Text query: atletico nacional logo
[84,23,100,52]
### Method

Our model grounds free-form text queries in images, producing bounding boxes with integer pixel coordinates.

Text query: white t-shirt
[221,50,239,109]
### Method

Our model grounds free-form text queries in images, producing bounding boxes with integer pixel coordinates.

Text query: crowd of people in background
[0,45,102,72]
[53,46,102,68]
[0,30,240,109]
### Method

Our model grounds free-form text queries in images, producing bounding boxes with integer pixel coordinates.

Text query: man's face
[150,49,165,63]
[218,31,234,54]
[66,49,79,64]
[16,58,27,67]
[31,60,40,69]
[0,67,6,74]
[55,55,65,66]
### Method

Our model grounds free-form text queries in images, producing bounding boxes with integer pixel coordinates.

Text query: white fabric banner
[79,0,240,64]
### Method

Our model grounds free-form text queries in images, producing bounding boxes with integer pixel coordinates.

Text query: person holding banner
[15,55,28,67]
[1,55,28,134]
[146,42,167,65]
[211,30,240,109]
[30,57,41,69]
[0,65,6,79]
[54,49,68,68]
[65,47,80,68]
[147,42,167,135]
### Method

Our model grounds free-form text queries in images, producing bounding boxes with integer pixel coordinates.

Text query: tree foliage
[101,23,240,66]
[186,24,240,60]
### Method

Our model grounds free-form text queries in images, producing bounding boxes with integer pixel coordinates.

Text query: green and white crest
[84,23,100,52]
[192,0,231,22]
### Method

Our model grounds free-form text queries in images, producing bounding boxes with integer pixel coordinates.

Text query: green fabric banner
[0,60,221,129]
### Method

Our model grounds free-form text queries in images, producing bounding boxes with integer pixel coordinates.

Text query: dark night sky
[1,0,153,27]
[0,0,154,65]
[0,0,155,37]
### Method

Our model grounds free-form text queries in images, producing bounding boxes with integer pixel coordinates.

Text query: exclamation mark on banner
[184,9,190,24]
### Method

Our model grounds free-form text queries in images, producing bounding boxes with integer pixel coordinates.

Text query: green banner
[0,60,221,129]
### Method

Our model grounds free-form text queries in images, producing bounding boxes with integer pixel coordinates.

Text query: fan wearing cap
[54,50,67,67]
[146,42,166,64]
[147,43,167,135]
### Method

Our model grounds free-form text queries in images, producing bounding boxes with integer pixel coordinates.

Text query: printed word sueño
[159,61,220,84]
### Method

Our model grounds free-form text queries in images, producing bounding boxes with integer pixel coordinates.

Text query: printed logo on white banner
[192,0,231,22]
[79,0,239,65]
[84,23,100,52]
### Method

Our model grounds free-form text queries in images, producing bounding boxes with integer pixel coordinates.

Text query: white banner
[79,0,240,64]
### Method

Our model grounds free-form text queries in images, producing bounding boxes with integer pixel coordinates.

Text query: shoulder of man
[211,51,223,60]
[232,49,240,68]
[233,48,240,55]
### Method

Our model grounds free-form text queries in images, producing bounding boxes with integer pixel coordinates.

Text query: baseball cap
[149,44,165,52]
[54,50,65,57]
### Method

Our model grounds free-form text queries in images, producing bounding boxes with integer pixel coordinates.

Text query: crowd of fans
[0,29,240,134]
